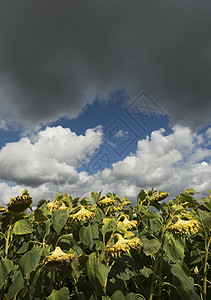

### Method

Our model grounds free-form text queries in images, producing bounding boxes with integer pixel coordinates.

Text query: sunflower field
[0,188,210,300]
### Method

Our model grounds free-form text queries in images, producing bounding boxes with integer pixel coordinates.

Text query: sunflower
[118,201,131,210]
[105,234,142,257]
[97,196,116,208]
[7,190,32,212]
[44,246,75,268]
[118,215,137,230]
[150,191,169,203]
[0,207,7,213]
[46,200,67,211]
[69,206,95,222]
[167,218,199,235]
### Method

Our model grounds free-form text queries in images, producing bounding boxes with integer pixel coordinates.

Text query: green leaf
[201,197,211,211]
[12,219,34,235]
[171,264,194,291]
[137,189,148,202]
[125,293,144,300]
[62,194,72,207]
[57,233,76,246]
[142,238,160,256]
[0,258,13,289]
[91,191,101,202]
[6,268,24,300]
[176,286,201,300]
[101,217,116,235]
[52,209,69,234]
[79,224,99,250]
[16,241,30,254]
[139,266,153,278]
[149,217,162,235]
[34,208,49,222]
[87,253,110,295]
[163,232,185,265]
[111,290,125,300]
[198,208,211,231]
[109,258,135,281]
[47,287,70,300]
[80,197,91,206]
[19,247,41,276]
[179,192,199,207]
[37,198,47,208]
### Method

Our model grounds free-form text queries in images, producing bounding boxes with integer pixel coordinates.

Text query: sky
[0,0,211,206]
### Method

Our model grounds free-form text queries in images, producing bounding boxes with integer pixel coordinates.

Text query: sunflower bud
[44,246,74,268]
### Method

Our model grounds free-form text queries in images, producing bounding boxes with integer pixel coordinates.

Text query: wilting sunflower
[46,200,67,211]
[7,190,32,212]
[167,218,199,235]
[0,207,6,213]
[118,201,131,210]
[97,196,116,208]
[44,246,75,268]
[105,234,142,257]
[150,191,169,203]
[118,215,137,230]
[69,206,95,222]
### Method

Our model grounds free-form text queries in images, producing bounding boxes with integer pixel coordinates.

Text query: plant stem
[149,247,162,300]
[49,269,55,292]
[101,233,118,262]
[0,232,7,242]
[203,235,211,300]
[5,213,13,259]
[149,223,169,300]
[158,250,164,300]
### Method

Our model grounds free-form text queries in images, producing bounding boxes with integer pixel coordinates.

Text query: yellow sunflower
[167,218,199,235]
[150,191,169,203]
[118,201,131,210]
[69,206,95,222]
[46,200,67,211]
[118,215,137,230]
[44,246,75,268]
[97,196,116,208]
[105,234,142,257]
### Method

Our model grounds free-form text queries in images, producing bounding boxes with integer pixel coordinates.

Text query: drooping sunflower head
[46,200,68,211]
[97,196,116,208]
[167,218,200,235]
[118,215,137,230]
[150,191,169,203]
[118,201,131,210]
[46,193,72,211]
[69,206,95,222]
[7,190,32,212]
[105,234,142,257]
[44,246,75,268]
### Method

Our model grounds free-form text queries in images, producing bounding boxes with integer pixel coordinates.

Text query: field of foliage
[0,188,210,299]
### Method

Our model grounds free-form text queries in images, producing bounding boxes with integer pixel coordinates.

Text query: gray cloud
[0,0,211,129]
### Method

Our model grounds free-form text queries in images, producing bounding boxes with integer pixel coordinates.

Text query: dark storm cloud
[0,0,211,128]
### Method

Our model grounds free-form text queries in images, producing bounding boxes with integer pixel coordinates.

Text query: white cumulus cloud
[0,125,103,186]
[0,125,211,206]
